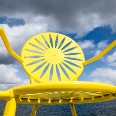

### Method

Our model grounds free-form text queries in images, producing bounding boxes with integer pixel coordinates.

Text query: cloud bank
[1,0,116,34]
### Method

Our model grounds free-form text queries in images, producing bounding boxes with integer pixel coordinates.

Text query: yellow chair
[0,26,116,116]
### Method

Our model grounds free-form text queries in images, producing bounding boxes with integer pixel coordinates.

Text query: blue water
[0,100,116,116]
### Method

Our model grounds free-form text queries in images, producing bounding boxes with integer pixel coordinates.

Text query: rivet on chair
[48,99,51,103]
[81,98,84,101]
[38,99,40,103]
[19,97,22,102]
[28,98,30,103]
[59,99,62,103]
[70,98,73,103]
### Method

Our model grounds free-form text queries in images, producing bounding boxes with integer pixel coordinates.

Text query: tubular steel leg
[30,104,38,116]
[70,104,77,116]
[4,98,16,116]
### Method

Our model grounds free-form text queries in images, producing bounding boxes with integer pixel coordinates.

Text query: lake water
[0,100,116,116]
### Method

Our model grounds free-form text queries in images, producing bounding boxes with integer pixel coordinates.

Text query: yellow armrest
[83,40,116,66]
[0,91,12,98]
[0,26,23,63]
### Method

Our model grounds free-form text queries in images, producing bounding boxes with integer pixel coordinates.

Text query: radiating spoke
[59,64,70,80]
[40,63,50,78]
[24,56,44,58]
[55,35,58,48]
[35,38,47,50]
[56,64,61,81]
[49,64,53,81]
[64,60,81,68]
[32,61,47,73]
[25,49,44,54]
[62,62,77,74]
[29,43,45,51]
[64,57,82,61]
[49,34,53,48]
[26,59,44,66]
[63,47,77,53]
[58,38,65,49]
[64,53,81,55]
[42,35,50,48]
[61,41,72,50]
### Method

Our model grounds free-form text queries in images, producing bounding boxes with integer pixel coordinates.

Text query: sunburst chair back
[21,32,85,83]
[0,26,116,116]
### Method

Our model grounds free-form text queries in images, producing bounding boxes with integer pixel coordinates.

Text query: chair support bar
[70,104,77,116]
[4,98,16,116]
[31,105,38,116]
[0,91,12,98]
[83,40,116,66]
[0,26,23,63]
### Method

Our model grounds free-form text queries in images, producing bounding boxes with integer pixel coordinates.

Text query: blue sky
[0,0,116,90]
[0,16,25,27]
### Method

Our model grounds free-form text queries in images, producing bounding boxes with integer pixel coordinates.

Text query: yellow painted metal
[0,91,12,99]
[30,76,36,84]
[11,82,116,95]
[9,81,116,105]
[31,105,38,116]
[0,26,23,63]
[21,32,85,82]
[15,93,115,105]
[83,40,116,65]
[4,98,16,116]
[0,26,116,116]
[70,104,77,116]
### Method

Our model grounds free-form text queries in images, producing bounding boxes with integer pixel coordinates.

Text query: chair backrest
[21,32,85,82]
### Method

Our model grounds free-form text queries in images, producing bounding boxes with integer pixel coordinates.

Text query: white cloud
[94,40,108,56]
[106,51,116,63]
[105,51,116,66]
[0,0,114,35]
[108,62,116,67]
[90,68,116,85]
[0,64,21,84]
[0,39,7,55]
[1,0,116,36]
[97,40,108,49]
[78,40,95,49]
[94,50,101,56]
[75,13,102,37]
[0,84,8,90]
[0,64,29,90]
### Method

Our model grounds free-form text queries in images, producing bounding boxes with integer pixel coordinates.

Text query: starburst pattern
[21,32,85,82]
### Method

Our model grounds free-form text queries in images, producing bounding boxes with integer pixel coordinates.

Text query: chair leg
[30,104,38,116]
[3,98,16,116]
[70,104,77,116]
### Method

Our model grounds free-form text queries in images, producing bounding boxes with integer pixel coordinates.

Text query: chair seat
[9,81,116,105]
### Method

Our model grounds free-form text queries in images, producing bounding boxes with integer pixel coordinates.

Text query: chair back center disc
[45,48,64,64]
